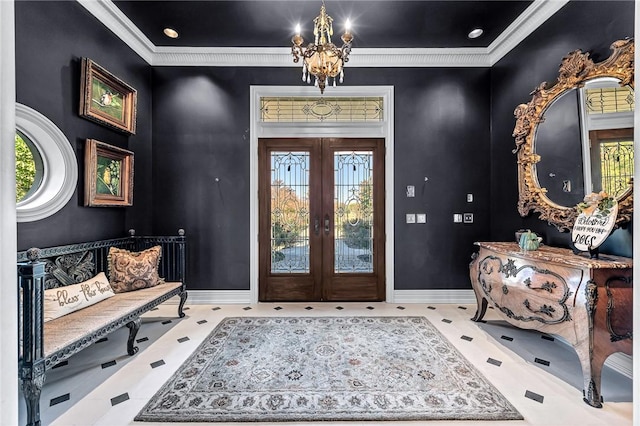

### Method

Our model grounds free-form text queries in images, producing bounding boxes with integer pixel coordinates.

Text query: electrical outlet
[406,185,415,197]
[406,214,416,224]
[467,193,473,202]
[416,213,426,223]
[453,214,463,223]
[463,213,474,223]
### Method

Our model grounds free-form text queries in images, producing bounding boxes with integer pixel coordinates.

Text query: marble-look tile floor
[19,301,632,426]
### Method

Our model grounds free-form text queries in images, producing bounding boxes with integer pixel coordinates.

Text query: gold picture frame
[84,139,134,207]
[80,58,137,134]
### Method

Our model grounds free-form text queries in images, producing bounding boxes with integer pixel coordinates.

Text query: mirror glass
[580,78,634,198]
[535,88,584,207]
[534,78,634,207]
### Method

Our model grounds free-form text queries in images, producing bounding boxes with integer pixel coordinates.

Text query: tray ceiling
[113,0,533,48]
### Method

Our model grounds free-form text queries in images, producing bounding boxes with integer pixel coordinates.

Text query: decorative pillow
[43,272,115,322]
[108,245,164,293]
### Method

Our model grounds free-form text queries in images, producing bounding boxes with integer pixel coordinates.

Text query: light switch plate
[416,213,426,223]
[463,213,474,223]
[406,214,416,224]
[467,193,473,202]
[406,185,415,197]
[454,214,463,223]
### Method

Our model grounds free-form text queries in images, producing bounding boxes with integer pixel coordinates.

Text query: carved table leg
[21,363,46,426]
[126,318,142,355]
[579,280,603,408]
[469,252,488,322]
[574,335,604,408]
[471,297,488,322]
[582,362,603,408]
[178,290,188,318]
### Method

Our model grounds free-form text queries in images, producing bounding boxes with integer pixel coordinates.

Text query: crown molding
[488,0,570,65]
[152,47,296,67]
[152,46,491,67]
[348,48,491,68]
[77,0,155,64]
[79,0,567,68]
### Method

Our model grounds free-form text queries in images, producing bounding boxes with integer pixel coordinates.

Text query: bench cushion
[43,272,115,322]
[43,281,182,358]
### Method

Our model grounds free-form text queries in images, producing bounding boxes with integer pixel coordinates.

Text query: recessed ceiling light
[468,28,483,39]
[163,28,179,39]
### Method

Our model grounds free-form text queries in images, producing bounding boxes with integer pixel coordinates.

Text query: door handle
[314,215,320,235]
[324,214,330,235]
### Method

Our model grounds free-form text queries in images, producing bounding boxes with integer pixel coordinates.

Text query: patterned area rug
[136,316,523,422]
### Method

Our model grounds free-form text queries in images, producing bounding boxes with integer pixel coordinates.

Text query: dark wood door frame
[258,137,385,302]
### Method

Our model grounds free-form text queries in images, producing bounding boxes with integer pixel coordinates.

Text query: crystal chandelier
[291,1,353,94]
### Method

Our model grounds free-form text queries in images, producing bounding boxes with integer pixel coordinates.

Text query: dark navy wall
[489,0,634,256]
[15,0,632,292]
[152,67,491,290]
[16,1,153,250]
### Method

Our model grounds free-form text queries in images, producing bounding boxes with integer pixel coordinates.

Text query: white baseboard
[604,353,633,379]
[393,289,476,304]
[165,290,252,305]
[167,289,477,305]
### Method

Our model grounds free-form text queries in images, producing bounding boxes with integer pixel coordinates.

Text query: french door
[258,138,385,302]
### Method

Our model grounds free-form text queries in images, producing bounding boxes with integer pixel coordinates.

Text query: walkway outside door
[258,138,385,301]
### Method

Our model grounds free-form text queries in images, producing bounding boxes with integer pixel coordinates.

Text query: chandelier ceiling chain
[291,1,353,94]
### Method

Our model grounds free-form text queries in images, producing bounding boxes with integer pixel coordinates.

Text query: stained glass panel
[599,140,634,197]
[334,151,374,273]
[260,97,383,122]
[270,151,310,273]
[585,86,634,114]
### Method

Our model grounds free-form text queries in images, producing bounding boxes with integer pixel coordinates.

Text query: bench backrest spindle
[17,261,46,365]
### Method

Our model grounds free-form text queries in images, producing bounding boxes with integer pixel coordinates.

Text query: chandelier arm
[341,45,351,63]
[291,46,304,63]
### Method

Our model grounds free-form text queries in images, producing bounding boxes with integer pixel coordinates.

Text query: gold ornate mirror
[513,39,634,231]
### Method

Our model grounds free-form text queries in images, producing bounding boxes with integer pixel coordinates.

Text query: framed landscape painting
[84,139,134,207]
[80,58,137,134]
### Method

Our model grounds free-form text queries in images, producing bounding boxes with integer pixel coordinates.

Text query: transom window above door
[260,97,383,123]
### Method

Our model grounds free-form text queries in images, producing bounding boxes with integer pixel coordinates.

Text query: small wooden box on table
[469,242,632,408]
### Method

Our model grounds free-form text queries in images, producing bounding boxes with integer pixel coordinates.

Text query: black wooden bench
[17,229,188,426]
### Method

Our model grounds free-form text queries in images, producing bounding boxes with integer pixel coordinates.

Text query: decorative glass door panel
[333,151,374,273]
[259,138,384,302]
[270,152,310,273]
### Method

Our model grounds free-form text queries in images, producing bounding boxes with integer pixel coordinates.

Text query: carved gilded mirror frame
[513,39,634,232]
